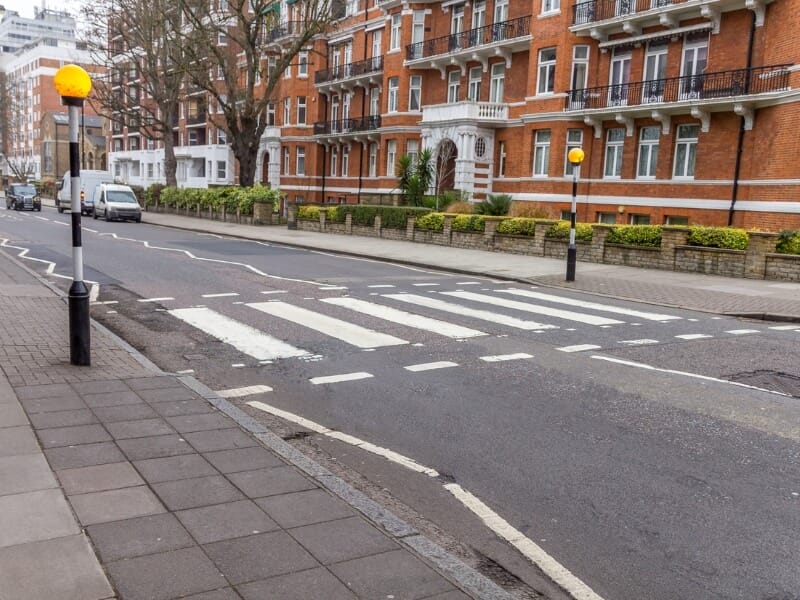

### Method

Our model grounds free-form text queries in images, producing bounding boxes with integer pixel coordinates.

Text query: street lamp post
[54,64,92,366]
[565,147,585,282]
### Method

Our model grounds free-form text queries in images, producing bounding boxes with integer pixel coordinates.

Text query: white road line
[444,484,606,600]
[247,301,408,349]
[769,325,800,330]
[368,284,395,288]
[726,329,760,335]
[455,281,481,285]
[591,355,791,397]
[138,297,175,303]
[176,369,195,374]
[413,283,440,287]
[309,372,374,385]
[442,291,624,326]
[480,353,533,362]
[404,361,459,372]
[168,307,310,360]
[675,334,713,340]
[319,286,348,291]
[217,385,273,397]
[558,344,602,353]
[322,297,486,339]
[618,339,659,345]
[385,293,557,331]
[260,290,288,295]
[97,300,118,305]
[247,400,438,476]
[34,215,49,221]
[202,292,240,298]
[498,288,681,322]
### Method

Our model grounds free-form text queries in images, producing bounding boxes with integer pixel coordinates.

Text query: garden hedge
[607,225,662,247]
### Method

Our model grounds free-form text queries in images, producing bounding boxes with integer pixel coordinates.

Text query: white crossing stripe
[442,291,624,326]
[202,292,240,298]
[404,361,459,372]
[217,385,273,398]
[168,307,310,360]
[769,325,800,331]
[310,372,373,385]
[618,339,659,345]
[260,290,287,295]
[322,297,486,339]
[367,284,395,288]
[413,283,440,287]
[319,286,348,291]
[139,297,175,303]
[455,281,481,285]
[480,353,533,362]
[247,301,408,349]
[498,288,681,321]
[384,293,556,331]
[726,329,760,335]
[558,344,602,353]
[675,334,713,340]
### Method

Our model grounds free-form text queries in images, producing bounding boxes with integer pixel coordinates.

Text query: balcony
[315,56,383,94]
[265,21,305,45]
[313,115,382,143]
[405,15,531,75]
[420,101,509,127]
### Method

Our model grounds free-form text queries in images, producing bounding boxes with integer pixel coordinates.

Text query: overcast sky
[1,0,83,20]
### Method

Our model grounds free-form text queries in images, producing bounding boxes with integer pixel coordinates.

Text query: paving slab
[0,425,40,456]
[27,407,98,429]
[37,423,112,448]
[0,488,79,547]
[125,376,187,391]
[175,499,278,544]
[166,412,238,433]
[56,461,144,495]
[152,475,245,511]
[92,403,160,423]
[86,512,195,563]
[0,453,57,496]
[255,488,355,529]
[71,379,131,395]
[236,566,357,600]
[69,485,166,526]
[14,383,78,401]
[104,417,175,439]
[117,433,195,461]
[231,465,317,498]
[0,402,29,428]
[134,453,218,483]
[82,390,144,408]
[183,589,241,600]
[288,516,399,565]
[18,393,85,414]
[44,440,126,470]
[139,386,201,403]
[183,428,259,452]
[151,398,218,417]
[203,446,285,474]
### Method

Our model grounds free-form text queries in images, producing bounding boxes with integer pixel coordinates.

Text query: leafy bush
[497,217,537,236]
[508,201,556,219]
[545,220,593,241]
[297,205,321,220]
[335,205,430,229]
[420,190,462,211]
[607,225,662,247]
[145,183,166,207]
[415,212,445,231]
[776,230,800,255]
[688,226,749,250]
[325,206,342,222]
[445,201,474,214]
[473,194,512,216]
[451,214,485,232]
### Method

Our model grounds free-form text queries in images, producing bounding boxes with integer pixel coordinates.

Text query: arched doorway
[262,151,270,184]
[436,139,457,195]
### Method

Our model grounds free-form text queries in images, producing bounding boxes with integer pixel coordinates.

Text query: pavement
[2,204,800,600]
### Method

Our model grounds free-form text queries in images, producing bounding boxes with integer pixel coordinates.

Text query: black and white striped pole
[54,65,92,366]
[565,147,585,282]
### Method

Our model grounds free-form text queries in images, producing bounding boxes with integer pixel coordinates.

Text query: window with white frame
[597,212,617,224]
[630,214,651,225]
[267,102,275,125]
[370,87,380,115]
[673,124,699,178]
[217,129,227,144]
[297,96,306,124]
[604,128,625,178]
[390,13,401,51]
[665,215,689,225]
[447,70,460,104]
[386,140,397,176]
[468,66,482,101]
[473,0,486,28]
[283,97,290,125]
[489,63,504,103]
[147,163,154,178]
[571,45,589,94]
[532,130,551,177]
[217,160,226,179]
[564,129,583,176]
[409,75,422,111]
[498,141,506,177]
[298,52,308,77]
[537,47,557,95]
[371,30,382,67]
[542,0,560,13]
[368,142,378,177]
[217,32,227,45]
[637,126,660,178]
[330,146,338,176]
[296,146,305,175]
[283,146,290,174]
[218,94,226,113]
[407,139,419,166]
[388,77,399,112]
[342,145,349,176]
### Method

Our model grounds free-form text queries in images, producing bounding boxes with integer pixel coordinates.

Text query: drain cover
[727,370,800,397]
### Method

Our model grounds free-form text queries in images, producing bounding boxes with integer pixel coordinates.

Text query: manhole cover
[727,370,800,397]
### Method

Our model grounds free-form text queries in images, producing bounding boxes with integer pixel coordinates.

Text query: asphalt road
[2,207,800,600]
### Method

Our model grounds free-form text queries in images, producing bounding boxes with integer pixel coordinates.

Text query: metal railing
[315,55,383,85]
[572,0,686,25]
[186,112,207,125]
[565,65,791,111]
[266,20,305,43]
[313,115,382,135]
[406,15,531,61]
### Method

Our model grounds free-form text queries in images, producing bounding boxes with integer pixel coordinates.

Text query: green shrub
[545,220,593,241]
[297,205,321,220]
[607,225,662,247]
[145,183,166,206]
[325,206,342,222]
[473,194,512,216]
[451,214,485,232]
[415,212,445,231]
[496,217,537,236]
[688,226,749,250]
[335,205,430,229]
[776,230,800,255]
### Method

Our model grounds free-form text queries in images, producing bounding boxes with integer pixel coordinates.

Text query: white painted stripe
[217,385,273,398]
[499,288,681,321]
[309,372,374,385]
[202,292,240,298]
[591,355,791,397]
[444,484,606,600]
[384,294,557,331]
[413,283,440,287]
[675,334,713,340]
[769,325,800,330]
[455,281,481,285]
[247,301,408,349]
[322,297,486,339]
[404,361,459,372]
[176,369,195,374]
[319,286,348,290]
[247,400,438,476]
[367,284,395,288]
[260,290,288,295]
[618,339,659,345]
[34,215,49,221]
[168,307,309,360]
[558,344,602,353]
[138,297,175,303]
[480,353,534,362]
[726,329,760,335]
[98,300,118,305]
[443,291,624,326]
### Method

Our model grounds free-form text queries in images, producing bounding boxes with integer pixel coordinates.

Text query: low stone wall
[675,246,746,278]
[765,254,800,281]
[604,244,666,270]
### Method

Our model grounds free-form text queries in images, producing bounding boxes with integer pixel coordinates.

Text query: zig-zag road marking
[0,238,98,284]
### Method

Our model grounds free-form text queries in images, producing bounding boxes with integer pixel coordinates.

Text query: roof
[51,113,104,127]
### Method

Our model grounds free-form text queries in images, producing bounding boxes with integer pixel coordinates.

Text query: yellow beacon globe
[54,64,92,99]
[567,148,585,165]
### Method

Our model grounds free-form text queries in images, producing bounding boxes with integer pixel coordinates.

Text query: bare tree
[435,139,458,197]
[82,0,186,187]
[0,73,36,182]
[177,0,336,186]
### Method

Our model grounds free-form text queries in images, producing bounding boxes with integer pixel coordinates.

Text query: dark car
[5,184,41,211]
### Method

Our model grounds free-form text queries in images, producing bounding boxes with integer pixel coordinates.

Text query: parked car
[5,183,41,211]
[92,184,142,222]
[56,170,113,214]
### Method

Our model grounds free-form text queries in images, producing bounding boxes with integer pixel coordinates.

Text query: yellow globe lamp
[54,64,92,103]
[567,147,585,166]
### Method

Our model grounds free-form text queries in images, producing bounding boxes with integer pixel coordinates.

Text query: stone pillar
[745,232,779,279]
[374,214,382,237]
[319,208,327,232]
[287,203,298,229]
[484,217,499,250]
[443,214,454,246]
[660,226,689,269]
[406,216,415,241]
[533,220,557,256]
[589,224,610,263]
[345,212,353,235]
[253,201,271,225]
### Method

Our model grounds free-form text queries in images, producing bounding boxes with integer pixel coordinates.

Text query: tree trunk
[162,127,178,188]
[235,141,258,187]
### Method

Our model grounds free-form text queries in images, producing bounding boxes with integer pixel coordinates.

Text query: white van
[92,184,142,222]
[56,170,114,215]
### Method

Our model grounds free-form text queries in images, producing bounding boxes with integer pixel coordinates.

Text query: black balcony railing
[266,20,305,43]
[315,55,383,85]
[187,111,207,125]
[313,115,382,135]
[572,0,685,26]
[565,65,791,111]
[405,15,531,61]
